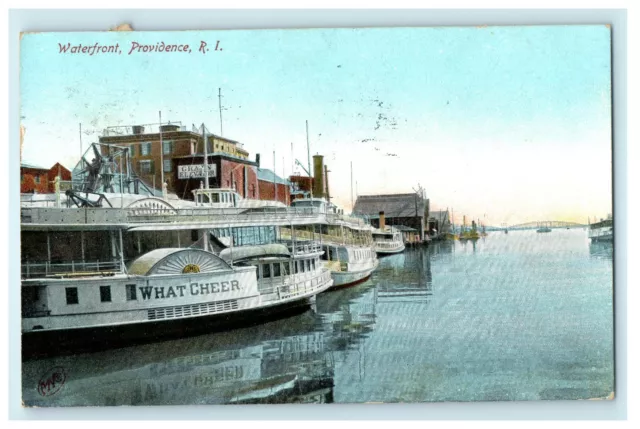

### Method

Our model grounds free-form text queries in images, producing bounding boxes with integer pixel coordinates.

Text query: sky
[19,26,612,226]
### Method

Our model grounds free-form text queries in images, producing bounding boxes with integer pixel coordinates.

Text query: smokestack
[379,211,386,230]
[255,153,261,168]
[312,154,324,198]
[324,165,330,202]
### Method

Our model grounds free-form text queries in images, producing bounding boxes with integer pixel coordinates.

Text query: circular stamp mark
[37,366,68,397]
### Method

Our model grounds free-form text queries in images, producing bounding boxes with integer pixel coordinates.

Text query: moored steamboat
[20,145,333,356]
[288,198,379,289]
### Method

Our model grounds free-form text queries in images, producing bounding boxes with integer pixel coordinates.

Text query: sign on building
[177,164,217,179]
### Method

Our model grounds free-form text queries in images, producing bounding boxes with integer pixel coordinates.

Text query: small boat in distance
[536,222,552,233]
[371,213,405,255]
[372,227,405,255]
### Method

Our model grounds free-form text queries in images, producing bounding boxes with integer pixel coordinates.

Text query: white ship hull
[23,268,332,334]
[329,259,379,288]
[374,243,405,255]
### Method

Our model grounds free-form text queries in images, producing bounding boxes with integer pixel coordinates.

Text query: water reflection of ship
[22,312,334,406]
[314,279,378,383]
[427,240,454,256]
[589,241,613,260]
[372,248,433,303]
[316,281,377,351]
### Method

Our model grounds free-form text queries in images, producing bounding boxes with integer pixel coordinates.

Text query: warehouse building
[353,193,427,241]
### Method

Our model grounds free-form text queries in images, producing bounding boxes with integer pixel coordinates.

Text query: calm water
[22,229,614,406]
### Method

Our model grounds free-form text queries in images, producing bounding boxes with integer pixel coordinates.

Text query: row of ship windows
[354,249,372,261]
[61,258,318,305]
[256,259,316,280]
[65,284,138,305]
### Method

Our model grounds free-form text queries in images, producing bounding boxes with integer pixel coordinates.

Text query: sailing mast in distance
[306,120,313,199]
[351,161,354,213]
[202,122,209,190]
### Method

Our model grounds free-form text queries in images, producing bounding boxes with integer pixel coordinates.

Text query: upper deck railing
[20,205,371,229]
[22,260,121,280]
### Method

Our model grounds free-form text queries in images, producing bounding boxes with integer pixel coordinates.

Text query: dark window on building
[311,259,316,270]
[34,175,40,184]
[126,284,137,301]
[191,230,199,241]
[283,262,291,276]
[100,286,112,302]
[141,142,152,156]
[294,260,299,273]
[163,159,172,173]
[65,287,79,305]
[299,260,305,273]
[306,259,311,271]
[262,264,271,278]
[273,263,281,277]
[139,160,154,174]
[163,140,173,155]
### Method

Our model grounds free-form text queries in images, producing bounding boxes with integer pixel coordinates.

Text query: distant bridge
[506,221,586,230]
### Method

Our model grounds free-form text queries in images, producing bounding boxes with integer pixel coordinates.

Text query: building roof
[20,162,49,171]
[257,168,290,186]
[353,193,426,219]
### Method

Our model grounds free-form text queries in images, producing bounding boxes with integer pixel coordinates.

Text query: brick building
[173,153,260,201]
[97,122,297,204]
[257,168,290,206]
[98,124,249,193]
[20,162,72,193]
[289,175,313,201]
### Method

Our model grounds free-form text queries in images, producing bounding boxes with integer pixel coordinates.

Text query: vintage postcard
[19,25,613,406]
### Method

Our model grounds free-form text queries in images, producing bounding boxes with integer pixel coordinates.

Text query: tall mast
[350,161,354,212]
[452,208,455,234]
[202,123,209,190]
[273,150,277,202]
[306,120,313,198]
[79,123,83,160]
[218,88,223,136]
